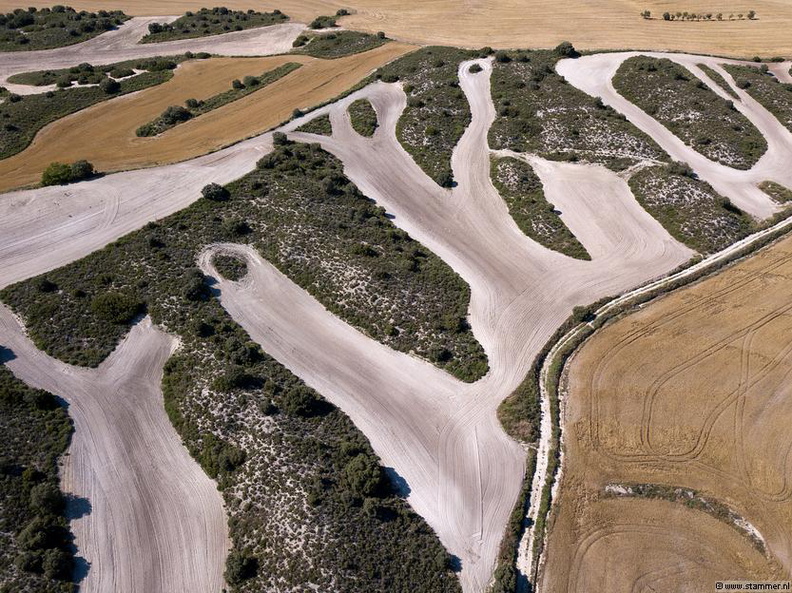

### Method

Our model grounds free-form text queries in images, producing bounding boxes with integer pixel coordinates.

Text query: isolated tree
[747,10,756,19]
[716,12,723,20]
[663,11,671,20]
[640,10,651,19]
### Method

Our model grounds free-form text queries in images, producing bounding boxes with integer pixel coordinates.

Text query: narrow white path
[557,52,792,219]
[0,307,229,593]
[0,16,305,90]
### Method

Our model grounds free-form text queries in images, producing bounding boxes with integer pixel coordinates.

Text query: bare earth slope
[0,308,229,593]
[2,1,792,57]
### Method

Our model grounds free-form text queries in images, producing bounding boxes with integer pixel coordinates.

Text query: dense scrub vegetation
[140,7,288,43]
[309,15,337,29]
[1,138,486,378]
[373,47,477,187]
[292,30,387,59]
[136,62,300,137]
[613,56,767,169]
[0,56,193,161]
[490,156,590,260]
[0,366,75,593]
[723,63,792,133]
[629,163,753,253]
[348,98,378,136]
[295,113,332,136]
[489,46,667,171]
[0,141,468,592]
[0,6,127,52]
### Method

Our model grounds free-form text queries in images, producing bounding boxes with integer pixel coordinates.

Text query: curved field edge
[495,214,792,591]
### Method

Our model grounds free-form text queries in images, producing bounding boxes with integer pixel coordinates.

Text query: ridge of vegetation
[0,140,469,592]
[348,98,378,137]
[0,365,75,593]
[136,62,301,137]
[490,156,590,260]
[628,163,754,254]
[613,56,767,169]
[295,113,332,136]
[489,45,668,172]
[723,63,792,133]
[0,55,195,161]
[0,6,127,52]
[697,64,738,98]
[140,7,288,43]
[373,46,478,187]
[292,30,387,59]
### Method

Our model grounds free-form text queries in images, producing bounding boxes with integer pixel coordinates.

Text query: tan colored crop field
[541,234,792,591]
[2,0,791,57]
[0,42,413,192]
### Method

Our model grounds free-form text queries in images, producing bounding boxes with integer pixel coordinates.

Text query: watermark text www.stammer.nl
[716,583,791,591]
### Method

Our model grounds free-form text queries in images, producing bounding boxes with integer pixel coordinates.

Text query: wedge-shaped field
[542,234,792,592]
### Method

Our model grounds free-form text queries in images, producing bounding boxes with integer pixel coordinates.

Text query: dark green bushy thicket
[141,7,288,43]
[292,30,387,59]
[0,6,127,52]
[0,366,75,593]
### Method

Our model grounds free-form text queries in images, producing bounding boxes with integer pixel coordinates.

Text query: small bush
[201,182,230,202]
[40,162,72,186]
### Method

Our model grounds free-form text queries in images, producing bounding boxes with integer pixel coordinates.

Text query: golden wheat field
[2,0,791,57]
[541,234,792,592]
[0,43,414,192]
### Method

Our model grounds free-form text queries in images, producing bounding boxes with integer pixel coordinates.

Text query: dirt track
[2,1,792,57]
[541,233,792,591]
[0,307,229,592]
[558,52,792,219]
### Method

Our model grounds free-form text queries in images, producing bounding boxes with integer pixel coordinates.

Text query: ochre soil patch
[2,1,792,57]
[0,43,414,193]
[542,234,792,592]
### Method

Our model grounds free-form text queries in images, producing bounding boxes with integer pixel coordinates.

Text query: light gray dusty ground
[557,52,792,219]
[0,16,305,92]
[0,307,229,592]
[6,48,792,592]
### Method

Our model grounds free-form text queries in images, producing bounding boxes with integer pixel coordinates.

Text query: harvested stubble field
[541,233,792,592]
[3,1,792,57]
[0,42,414,192]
